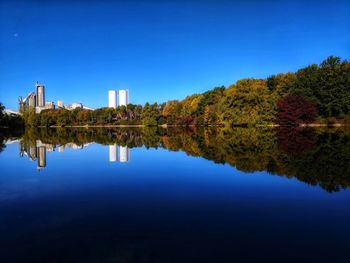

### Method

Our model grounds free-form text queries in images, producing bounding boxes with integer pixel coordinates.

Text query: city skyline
[1,0,349,110]
[19,81,128,112]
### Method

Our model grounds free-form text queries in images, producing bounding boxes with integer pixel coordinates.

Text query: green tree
[162,100,182,124]
[26,108,39,127]
[142,103,159,126]
[218,79,275,126]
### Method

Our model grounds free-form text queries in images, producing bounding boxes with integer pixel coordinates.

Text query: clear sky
[0,0,349,110]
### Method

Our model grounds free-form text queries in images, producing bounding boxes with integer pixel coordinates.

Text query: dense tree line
[0,102,24,129]
[21,56,350,127]
[23,104,145,127]
[0,102,25,153]
[159,55,349,126]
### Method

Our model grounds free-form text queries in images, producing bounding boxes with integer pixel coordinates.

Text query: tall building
[35,81,45,107]
[108,90,117,108]
[27,92,36,108]
[118,89,129,107]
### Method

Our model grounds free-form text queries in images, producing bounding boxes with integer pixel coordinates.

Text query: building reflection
[20,140,92,170]
[119,146,130,163]
[37,146,46,170]
[109,144,117,162]
[20,140,130,170]
[58,145,65,152]
[109,144,130,163]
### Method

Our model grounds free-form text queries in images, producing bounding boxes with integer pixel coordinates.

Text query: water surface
[0,127,349,262]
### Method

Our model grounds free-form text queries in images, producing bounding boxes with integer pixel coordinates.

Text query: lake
[0,127,349,262]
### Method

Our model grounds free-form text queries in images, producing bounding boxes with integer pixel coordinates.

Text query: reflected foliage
[278,130,350,192]
[277,127,318,155]
[0,127,24,153]
[12,126,350,193]
[0,134,5,153]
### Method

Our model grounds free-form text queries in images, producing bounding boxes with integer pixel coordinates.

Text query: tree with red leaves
[276,95,318,126]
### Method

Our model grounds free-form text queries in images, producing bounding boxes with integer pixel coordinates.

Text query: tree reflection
[1,126,350,192]
[277,130,350,192]
[277,127,318,155]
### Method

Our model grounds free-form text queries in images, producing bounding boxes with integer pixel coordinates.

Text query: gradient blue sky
[0,0,349,110]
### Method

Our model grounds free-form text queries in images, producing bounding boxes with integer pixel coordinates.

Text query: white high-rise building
[118,89,129,107]
[118,146,130,162]
[109,144,117,162]
[108,90,117,108]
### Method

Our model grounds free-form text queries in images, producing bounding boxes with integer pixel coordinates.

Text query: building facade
[57,100,64,108]
[108,90,117,108]
[19,81,46,112]
[35,81,45,107]
[118,89,129,107]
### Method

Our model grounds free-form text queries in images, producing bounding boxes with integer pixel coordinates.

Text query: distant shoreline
[40,123,349,128]
[50,124,145,128]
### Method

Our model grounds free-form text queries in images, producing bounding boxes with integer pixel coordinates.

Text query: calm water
[0,127,349,262]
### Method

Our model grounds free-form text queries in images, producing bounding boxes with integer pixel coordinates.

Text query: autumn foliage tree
[276,95,318,126]
[19,56,350,127]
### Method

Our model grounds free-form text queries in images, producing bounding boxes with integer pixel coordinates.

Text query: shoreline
[49,124,145,128]
[39,123,350,128]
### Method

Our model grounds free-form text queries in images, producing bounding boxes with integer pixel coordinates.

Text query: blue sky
[0,0,349,110]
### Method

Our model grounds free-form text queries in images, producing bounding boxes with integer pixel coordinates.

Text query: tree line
[8,55,350,127]
[0,102,24,129]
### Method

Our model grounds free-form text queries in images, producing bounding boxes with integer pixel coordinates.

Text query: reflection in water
[109,144,117,162]
[4,126,350,192]
[1,127,350,263]
[276,127,318,155]
[119,145,130,162]
[19,139,131,169]
[37,146,46,170]
[19,140,47,170]
[58,145,65,152]
[109,144,130,162]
